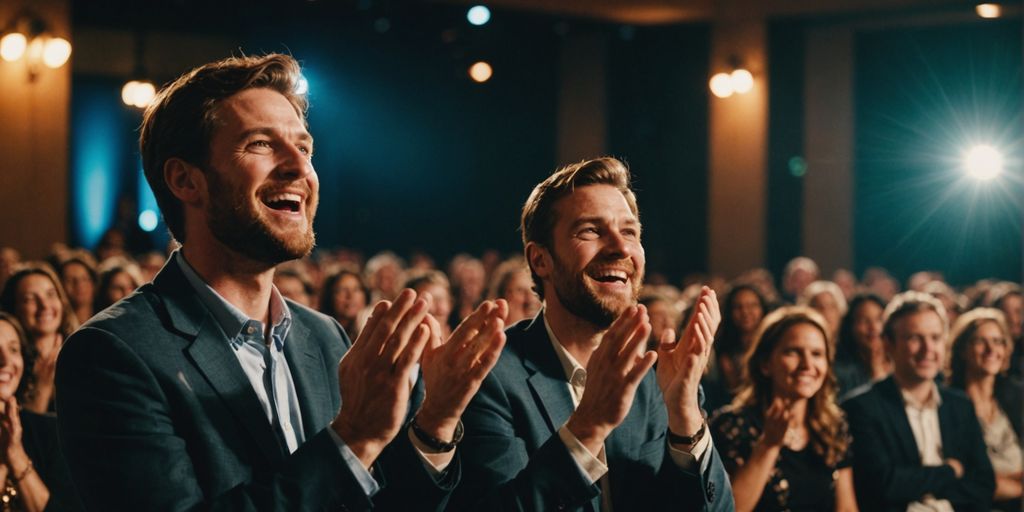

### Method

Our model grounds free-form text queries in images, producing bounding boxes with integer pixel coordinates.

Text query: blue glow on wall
[70,84,121,249]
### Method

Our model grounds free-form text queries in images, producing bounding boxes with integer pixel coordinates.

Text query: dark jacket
[55,259,456,511]
[841,376,994,512]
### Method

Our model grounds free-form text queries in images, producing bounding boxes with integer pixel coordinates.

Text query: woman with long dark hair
[833,293,891,397]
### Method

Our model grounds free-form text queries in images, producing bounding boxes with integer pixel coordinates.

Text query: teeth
[265,193,302,203]
[592,270,627,280]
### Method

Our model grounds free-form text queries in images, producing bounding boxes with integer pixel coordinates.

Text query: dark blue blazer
[841,376,994,512]
[55,260,456,511]
[448,313,734,511]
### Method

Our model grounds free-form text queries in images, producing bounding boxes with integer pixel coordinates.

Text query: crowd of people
[0,233,1019,511]
[0,52,1021,511]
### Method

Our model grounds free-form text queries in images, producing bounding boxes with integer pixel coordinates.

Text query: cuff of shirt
[558,423,609,484]
[328,427,381,497]
[407,426,455,477]
[668,430,712,473]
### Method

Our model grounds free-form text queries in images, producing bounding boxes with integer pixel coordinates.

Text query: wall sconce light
[0,11,71,81]
[709,58,754,99]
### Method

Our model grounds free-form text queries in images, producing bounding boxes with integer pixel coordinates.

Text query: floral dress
[711,405,851,512]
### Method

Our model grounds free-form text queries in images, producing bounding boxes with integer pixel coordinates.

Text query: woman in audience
[798,280,847,340]
[319,267,370,338]
[487,258,540,326]
[704,283,769,412]
[712,307,856,512]
[0,264,78,414]
[57,252,97,324]
[833,293,891,397]
[0,312,81,511]
[92,257,143,313]
[947,308,1022,511]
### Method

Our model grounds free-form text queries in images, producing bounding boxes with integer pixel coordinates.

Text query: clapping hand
[656,286,721,438]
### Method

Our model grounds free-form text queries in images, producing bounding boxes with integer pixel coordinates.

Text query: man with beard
[55,54,508,510]
[447,157,734,511]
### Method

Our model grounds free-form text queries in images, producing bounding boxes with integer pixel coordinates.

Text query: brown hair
[733,306,849,467]
[882,290,948,342]
[947,308,1013,388]
[0,262,79,340]
[519,157,638,300]
[0,312,35,402]
[139,53,308,243]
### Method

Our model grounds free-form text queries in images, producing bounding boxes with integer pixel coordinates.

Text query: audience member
[450,157,733,510]
[273,264,316,308]
[832,268,858,300]
[833,293,891,397]
[947,308,1022,511]
[405,270,454,339]
[712,307,856,512]
[92,257,143,312]
[487,257,541,326]
[448,254,486,327]
[318,267,370,338]
[136,251,168,283]
[0,312,82,511]
[842,291,994,511]
[799,281,847,340]
[639,291,682,350]
[0,264,78,414]
[782,257,819,304]
[705,283,769,413]
[57,251,97,324]
[55,53,507,510]
[364,251,405,302]
[0,248,21,291]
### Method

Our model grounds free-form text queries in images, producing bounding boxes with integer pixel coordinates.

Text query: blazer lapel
[520,315,576,435]
[878,377,923,464]
[936,389,956,458]
[154,260,287,464]
[283,319,332,440]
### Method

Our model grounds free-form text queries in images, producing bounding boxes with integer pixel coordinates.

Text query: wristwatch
[668,421,706,446]
[409,415,465,453]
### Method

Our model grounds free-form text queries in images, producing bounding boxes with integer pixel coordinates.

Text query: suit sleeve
[55,326,374,512]
[447,371,601,511]
[843,395,958,506]
[933,399,994,511]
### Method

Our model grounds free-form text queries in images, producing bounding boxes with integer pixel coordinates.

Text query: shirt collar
[173,251,292,342]
[900,380,943,409]
[543,311,587,389]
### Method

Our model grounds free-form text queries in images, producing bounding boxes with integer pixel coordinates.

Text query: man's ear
[525,242,552,281]
[164,158,205,206]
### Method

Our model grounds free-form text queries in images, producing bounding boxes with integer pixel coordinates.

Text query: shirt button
[246,326,255,334]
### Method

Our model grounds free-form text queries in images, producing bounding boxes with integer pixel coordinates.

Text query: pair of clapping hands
[331,286,721,467]
[330,289,507,467]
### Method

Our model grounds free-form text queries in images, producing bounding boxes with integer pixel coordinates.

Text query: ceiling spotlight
[964,144,1003,180]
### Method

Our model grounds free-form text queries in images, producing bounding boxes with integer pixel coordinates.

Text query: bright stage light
[964,144,1003,180]
[976,3,1002,18]
[730,69,754,94]
[467,6,491,26]
[295,76,309,95]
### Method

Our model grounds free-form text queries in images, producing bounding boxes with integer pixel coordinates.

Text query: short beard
[550,253,641,329]
[204,166,316,265]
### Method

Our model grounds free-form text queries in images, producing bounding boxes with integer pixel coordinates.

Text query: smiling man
[447,157,733,511]
[55,54,508,510]
[842,291,994,511]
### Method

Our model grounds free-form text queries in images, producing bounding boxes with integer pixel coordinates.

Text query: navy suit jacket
[841,376,994,512]
[55,260,456,511]
[447,314,734,511]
